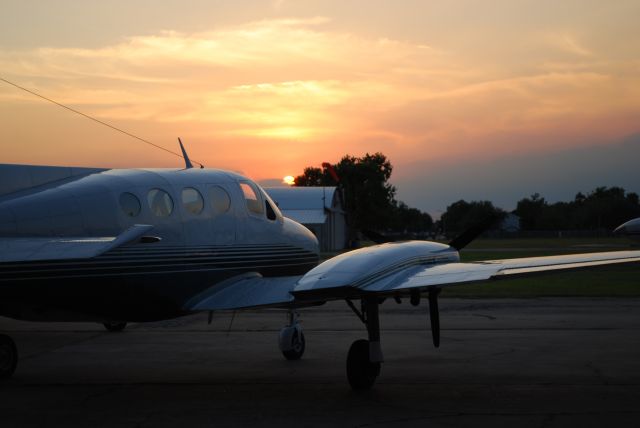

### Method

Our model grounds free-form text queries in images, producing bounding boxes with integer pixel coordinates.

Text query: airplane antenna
[178,138,194,169]
[0,77,205,168]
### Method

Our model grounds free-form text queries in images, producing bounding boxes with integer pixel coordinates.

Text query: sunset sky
[1,0,639,214]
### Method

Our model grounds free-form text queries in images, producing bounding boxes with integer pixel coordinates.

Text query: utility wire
[0,77,203,167]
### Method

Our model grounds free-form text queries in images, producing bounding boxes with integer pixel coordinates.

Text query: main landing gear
[345,289,442,390]
[0,334,18,380]
[278,288,442,390]
[278,311,305,360]
[346,297,383,390]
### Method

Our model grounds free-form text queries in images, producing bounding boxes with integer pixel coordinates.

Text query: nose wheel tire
[282,330,306,360]
[0,334,17,380]
[103,322,127,332]
[347,339,381,390]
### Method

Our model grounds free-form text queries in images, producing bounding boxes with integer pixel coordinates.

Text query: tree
[391,202,433,233]
[293,167,326,187]
[515,187,640,231]
[294,153,431,233]
[515,193,546,230]
[440,200,506,235]
[580,187,640,229]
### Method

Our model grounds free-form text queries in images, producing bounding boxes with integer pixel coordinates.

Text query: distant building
[500,213,521,232]
[265,186,348,252]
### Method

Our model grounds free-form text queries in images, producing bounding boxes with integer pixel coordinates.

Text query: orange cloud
[1,17,638,180]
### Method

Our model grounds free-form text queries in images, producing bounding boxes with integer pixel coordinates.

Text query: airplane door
[206,184,236,245]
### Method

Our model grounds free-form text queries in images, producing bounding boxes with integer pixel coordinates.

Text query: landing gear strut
[346,297,383,390]
[103,322,127,332]
[0,334,17,380]
[278,311,305,360]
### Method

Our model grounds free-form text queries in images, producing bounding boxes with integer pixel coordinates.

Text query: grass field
[448,237,640,297]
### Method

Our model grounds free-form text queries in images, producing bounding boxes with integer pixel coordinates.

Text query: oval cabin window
[119,192,141,217]
[147,189,174,217]
[182,187,204,215]
[210,185,231,214]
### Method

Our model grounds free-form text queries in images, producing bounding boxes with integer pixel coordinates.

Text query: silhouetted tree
[440,200,506,235]
[515,187,640,230]
[515,193,546,230]
[294,153,396,231]
[391,202,433,233]
[294,153,432,233]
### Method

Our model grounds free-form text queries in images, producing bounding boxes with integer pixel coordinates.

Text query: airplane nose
[614,217,640,234]
[283,217,319,255]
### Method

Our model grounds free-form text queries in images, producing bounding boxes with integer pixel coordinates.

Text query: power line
[0,77,203,167]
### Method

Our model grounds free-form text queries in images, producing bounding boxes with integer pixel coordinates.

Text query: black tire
[282,330,305,360]
[0,334,17,380]
[346,339,380,390]
[103,322,127,332]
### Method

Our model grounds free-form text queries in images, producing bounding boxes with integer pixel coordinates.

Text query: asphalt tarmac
[1,298,640,427]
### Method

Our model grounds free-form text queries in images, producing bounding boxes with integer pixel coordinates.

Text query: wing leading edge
[0,224,154,263]
[349,250,640,295]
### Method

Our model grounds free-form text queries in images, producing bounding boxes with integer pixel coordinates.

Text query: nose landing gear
[278,311,305,360]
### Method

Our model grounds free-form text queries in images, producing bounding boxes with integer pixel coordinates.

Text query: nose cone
[283,217,319,254]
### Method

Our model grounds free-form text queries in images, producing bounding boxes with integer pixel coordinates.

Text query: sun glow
[1,9,639,182]
[283,175,295,185]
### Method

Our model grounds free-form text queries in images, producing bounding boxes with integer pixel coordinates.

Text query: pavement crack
[585,361,609,385]
[472,313,497,320]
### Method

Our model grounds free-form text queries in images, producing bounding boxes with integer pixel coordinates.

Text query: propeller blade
[447,214,502,251]
[362,229,393,244]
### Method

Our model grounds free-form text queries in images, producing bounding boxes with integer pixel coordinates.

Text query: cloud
[544,32,593,57]
[1,17,639,178]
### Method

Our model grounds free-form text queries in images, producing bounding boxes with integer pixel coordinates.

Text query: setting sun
[283,175,295,186]
[1,1,639,213]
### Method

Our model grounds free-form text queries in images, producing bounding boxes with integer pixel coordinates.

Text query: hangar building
[264,186,348,252]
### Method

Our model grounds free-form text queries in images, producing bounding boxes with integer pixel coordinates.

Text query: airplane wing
[185,241,640,310]
[184,273,301,311]
[0,224,154,263]
[315,251,640,296]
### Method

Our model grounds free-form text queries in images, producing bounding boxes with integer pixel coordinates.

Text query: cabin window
[210,185,231,214]
[265,199,277,221]
[119,192,141,217]
[240,182,264,215]
[262,191,283,222]
[147,189,174,217]
[182,188,204,215]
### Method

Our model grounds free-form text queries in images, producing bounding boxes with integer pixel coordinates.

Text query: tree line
[294,153,433,236]
[514,188,640,231]
[294,153,640,236]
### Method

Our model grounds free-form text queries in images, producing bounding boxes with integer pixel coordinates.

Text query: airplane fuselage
[0,167,319,322]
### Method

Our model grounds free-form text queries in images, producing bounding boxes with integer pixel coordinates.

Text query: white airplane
[1,150,639,389]
[615,217,640,241]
